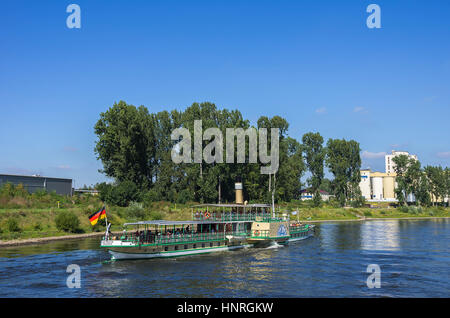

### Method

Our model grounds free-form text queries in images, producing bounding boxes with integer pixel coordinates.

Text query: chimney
[235,180,243,204]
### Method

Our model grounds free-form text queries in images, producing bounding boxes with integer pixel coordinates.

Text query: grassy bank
[0,201,195,241]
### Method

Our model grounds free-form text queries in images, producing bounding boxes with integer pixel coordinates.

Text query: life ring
[254,230,260,236]
[204,212,211,219]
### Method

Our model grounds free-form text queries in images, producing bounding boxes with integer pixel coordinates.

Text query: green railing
[193,213,272,222]
[157,232,226,245]
[104,231,251,246]
[289,224,311,233]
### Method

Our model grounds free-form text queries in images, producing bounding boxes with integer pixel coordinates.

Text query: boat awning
[123,219,248,227]
[191,203,271,208]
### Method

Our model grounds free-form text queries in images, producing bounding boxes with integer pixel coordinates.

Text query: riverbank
[303,216,450,223]
[1,215,449,247]
[0,231,123,247]
[1,199,448,244]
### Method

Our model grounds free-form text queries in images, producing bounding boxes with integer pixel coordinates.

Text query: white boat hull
[108,244,251,260]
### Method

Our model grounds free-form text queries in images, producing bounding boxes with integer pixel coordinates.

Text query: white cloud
[353,106,367,113]
[315,107,327,114]
[361,151,386,159]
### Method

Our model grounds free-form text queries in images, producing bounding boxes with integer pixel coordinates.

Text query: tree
[325,138,361,206]
[424,165,447,206]
[302,132,325,206]
[94,101,155,189]
[392,154,410,206]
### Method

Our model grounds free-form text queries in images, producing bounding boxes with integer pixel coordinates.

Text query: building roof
[300,189,330,195]
[0,173,72,182]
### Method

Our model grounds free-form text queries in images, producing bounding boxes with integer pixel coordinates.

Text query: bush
[55,211,80,233]
[97,181,139,207]
[7,218,21,232]
[363,211,372,217]
[149,210,163,220]
[126,201,147,220]
[33,222,43,231]
[142,189,162,206]
[399,206,409,213]
[177,189,193,204]
[0,183,29,198]
[351,196,365,208]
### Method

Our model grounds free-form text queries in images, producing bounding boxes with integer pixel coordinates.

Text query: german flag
[89,206,106,226]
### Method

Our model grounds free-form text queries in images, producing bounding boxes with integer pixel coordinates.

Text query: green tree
[302,132,325,206]
[325,138,361,206]
[424,165,447,206]
[392,154,410,206]
[94,101,155,189]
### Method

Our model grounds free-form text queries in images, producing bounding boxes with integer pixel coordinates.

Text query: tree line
[392,155,449,207]
[94,101,364,207]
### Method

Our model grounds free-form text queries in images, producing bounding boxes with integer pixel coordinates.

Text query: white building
[359,170,397,201]
[385,150,418,174]
[300,189,332,201]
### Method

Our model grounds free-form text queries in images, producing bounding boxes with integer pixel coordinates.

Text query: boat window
[193,244,196,249]
[175,245,178,250]
[184,245,188,249]
[164,246,168,251]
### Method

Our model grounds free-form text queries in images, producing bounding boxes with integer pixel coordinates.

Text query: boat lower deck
[108,243,251,260]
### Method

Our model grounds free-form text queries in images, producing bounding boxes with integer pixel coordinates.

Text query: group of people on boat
[114,224,227,244]
[193,208,271,220]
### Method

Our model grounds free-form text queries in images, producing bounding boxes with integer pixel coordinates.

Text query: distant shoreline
[1,217,449,248]
[303,216,450,223]
[0,231,122,248]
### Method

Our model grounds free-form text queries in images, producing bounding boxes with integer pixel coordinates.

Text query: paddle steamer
[100,182,315,260]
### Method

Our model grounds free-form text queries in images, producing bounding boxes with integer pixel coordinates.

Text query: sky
[1,0,449,187]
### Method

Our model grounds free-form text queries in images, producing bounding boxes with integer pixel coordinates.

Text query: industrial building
[385,150,418,174]
[359,169,397,201]
[0,174,73,196]
[360,150,418,202]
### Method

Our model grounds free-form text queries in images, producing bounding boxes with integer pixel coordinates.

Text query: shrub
[399,206,409,213]
[55,211,80,233]
[33,222,43,231]
[149,210,163,220]
[177,189,193,204]
[7,218,21,232]
[363,211,372,217]
[126,202,147,220]
[142,189,162,206]
[98,181,139,207]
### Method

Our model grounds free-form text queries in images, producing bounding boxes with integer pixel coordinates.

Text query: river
[0,219,448,297]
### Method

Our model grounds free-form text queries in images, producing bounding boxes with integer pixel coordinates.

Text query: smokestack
[235,180,243,204]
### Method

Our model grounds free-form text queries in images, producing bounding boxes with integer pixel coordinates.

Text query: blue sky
[1,0,449,187]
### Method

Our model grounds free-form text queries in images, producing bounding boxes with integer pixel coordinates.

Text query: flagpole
[104,205,109,240]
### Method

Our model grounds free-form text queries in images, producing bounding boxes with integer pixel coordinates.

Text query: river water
[0,219,448,297]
